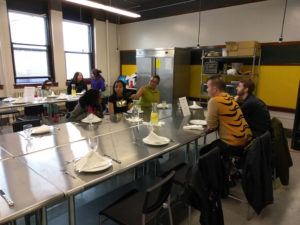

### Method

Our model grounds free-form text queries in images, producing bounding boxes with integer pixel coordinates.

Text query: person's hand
[234,95,239,102]
[130,94,136,100]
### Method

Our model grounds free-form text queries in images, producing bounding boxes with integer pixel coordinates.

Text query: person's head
[72,72,83,83]
[206,75,226,97]
[149,75,160,89]
[236,79,255,97]
[79,89,101,108]
[92,69,105,81]
[42,80,52,90]
[113,80,126,97]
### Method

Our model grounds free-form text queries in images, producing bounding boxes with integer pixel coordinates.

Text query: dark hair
[42,80,52,89]
[153,75,160,83]
[112,80,126,96]
[79,89,101,108]
[207,75,226,91]
[72,72,83,83]
[92,69,105,81]
[240,79,255,94]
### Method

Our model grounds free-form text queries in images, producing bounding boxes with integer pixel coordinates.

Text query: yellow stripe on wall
[257,65,300,109]
[121,65,136,76]
[189,65,300,109]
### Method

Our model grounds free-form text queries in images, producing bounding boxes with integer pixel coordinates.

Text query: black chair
[99,171,175,225]
[18,104,44,121]
[12,119,41,132]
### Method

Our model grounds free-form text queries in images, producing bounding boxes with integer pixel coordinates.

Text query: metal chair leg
[188,205,192,225]
[167,196,174,225]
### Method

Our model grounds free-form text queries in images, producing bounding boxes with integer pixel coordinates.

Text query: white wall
[119,0,300,49]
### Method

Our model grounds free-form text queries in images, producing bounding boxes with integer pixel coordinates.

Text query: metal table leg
[68,195,76,225]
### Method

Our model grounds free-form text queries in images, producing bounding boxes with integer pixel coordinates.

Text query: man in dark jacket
[235,79,271,137]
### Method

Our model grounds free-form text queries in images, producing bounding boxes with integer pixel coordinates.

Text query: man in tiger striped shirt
[206,75,252,156]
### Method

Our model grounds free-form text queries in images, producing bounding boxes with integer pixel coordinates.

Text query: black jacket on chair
[242,131,273,214]
[184,147,225,225]
[271,117,293,185]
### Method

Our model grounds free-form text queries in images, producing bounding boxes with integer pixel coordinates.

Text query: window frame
[62,19,93,81]
[8,10,53,84]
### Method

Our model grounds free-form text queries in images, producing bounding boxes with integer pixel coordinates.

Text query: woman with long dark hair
[67,72,88,94]
[68,89,103,122]
[108,80,132,115]
[91,69,106,95]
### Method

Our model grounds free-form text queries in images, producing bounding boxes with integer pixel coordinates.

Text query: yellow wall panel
[121,65,136,76]
[257,66,300,109]
[189,65,201,98]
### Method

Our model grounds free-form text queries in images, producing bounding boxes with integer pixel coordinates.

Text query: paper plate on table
[142,131,170,146]
[74,151,112,172]
[47,95,58,98]
[190,120,207,125]
[13,98,26,104]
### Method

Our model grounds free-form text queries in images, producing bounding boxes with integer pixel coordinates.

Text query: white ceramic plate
[75,160,112,172]
[142,137,170,146]
[81,118,102,124]
[189,105,202,109]
[157,104,168,109]
[127,109,144,114]
[190,120,207,125]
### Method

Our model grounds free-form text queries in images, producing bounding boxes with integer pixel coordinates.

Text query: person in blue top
[91,69,106,96]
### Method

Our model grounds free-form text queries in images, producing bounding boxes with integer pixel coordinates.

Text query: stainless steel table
[0,158,64,224]
[0,104,206,225]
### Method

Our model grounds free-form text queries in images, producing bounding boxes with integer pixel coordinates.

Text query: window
[63,21,92,80]
[8,11,51,84]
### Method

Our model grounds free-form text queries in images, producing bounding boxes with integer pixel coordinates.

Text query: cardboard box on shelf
[228,51,238,56]
[238,41,261,49]
[226,42,238,51]
[237,47,261,56]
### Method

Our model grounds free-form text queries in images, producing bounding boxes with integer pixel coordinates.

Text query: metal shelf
[200,48,261,102]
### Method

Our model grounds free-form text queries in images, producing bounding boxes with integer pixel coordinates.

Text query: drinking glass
[132,100,139,121]
[23,124,33,140]
[71,84,76,96]
[88,113,94,127]
[88,137,99,152]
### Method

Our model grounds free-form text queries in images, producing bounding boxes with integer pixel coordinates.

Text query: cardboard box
[226,42,238,51]
[238,41,260,49]
[228,51,238,56]
[237,48,261,56]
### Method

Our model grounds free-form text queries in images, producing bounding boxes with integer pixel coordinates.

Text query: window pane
[13,50,49,77]
[65,53,91,80]
[63,21,90,52]
[9,12,47,45]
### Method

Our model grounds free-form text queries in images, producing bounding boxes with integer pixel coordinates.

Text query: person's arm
[206,98,219,131]
[130,86,145,100]
[68,104,87,122]
[108,102,114,115]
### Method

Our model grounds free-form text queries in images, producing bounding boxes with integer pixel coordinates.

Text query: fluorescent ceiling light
[65,0,141,18]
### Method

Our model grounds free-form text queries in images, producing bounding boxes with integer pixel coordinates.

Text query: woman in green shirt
[131,75,160,107]
[41,80,59,122]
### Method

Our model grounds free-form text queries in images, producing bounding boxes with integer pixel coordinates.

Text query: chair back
[24,104,44,116]
[12,119,41,132]
[142,171,175,214]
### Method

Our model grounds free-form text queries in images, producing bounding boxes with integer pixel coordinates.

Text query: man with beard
[235,79,271,137]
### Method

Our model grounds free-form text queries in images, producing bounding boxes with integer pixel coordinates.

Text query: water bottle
[150,103,158,125]
[132,100,139,120]
[37,86,42,98]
